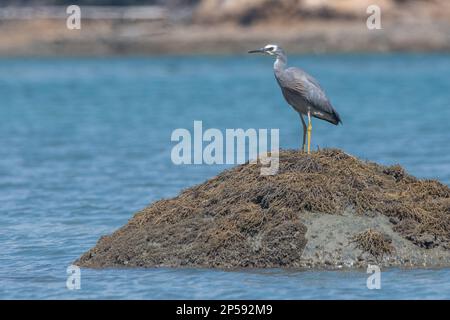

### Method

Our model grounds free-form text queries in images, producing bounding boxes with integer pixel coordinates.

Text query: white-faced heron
[248,44,342,154]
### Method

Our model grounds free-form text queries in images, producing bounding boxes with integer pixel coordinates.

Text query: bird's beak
[248,48,265,54]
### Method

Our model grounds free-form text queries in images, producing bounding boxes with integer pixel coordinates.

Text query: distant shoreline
[1,5,450,56]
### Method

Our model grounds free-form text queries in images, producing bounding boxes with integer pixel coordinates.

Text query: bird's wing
[279,67,341,124]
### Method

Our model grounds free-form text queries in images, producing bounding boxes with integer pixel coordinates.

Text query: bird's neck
[274,55,287,74]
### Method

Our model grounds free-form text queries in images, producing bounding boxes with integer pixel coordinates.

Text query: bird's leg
[300,114,307,152]
[307,111,312,154]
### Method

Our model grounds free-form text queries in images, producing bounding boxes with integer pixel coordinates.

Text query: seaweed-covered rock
[75,149,450,269]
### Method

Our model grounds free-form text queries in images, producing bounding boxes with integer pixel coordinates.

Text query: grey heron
[248,44,342,154]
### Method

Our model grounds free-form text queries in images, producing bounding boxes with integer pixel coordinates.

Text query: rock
[75,149,450,269]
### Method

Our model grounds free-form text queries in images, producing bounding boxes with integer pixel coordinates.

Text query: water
[0,54,449,299]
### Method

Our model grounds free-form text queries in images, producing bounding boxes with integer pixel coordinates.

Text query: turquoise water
[0,55,449,299]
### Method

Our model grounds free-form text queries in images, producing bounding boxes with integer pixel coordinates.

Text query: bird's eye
[266,47,274,51]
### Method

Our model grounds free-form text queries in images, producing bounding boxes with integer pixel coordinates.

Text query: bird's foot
[302,144,307,153]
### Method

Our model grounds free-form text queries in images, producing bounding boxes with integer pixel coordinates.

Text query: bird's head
[248,44,284,57]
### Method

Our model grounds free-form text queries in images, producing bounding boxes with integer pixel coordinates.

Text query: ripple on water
[0,55,449,299]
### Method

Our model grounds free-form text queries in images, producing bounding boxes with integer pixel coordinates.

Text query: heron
[248,44,342,154]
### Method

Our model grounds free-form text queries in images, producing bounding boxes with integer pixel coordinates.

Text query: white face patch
[264,44,278,54]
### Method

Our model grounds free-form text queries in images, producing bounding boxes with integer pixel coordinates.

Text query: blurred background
[1,0,450,55]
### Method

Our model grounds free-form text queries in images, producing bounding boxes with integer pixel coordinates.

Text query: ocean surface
[0,54,449,299]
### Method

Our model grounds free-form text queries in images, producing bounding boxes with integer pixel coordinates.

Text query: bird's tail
[320,109,342,125]
[333,109,342,125]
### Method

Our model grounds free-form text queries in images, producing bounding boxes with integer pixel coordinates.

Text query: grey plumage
[276,66,341,125]
[248,44,342,151]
